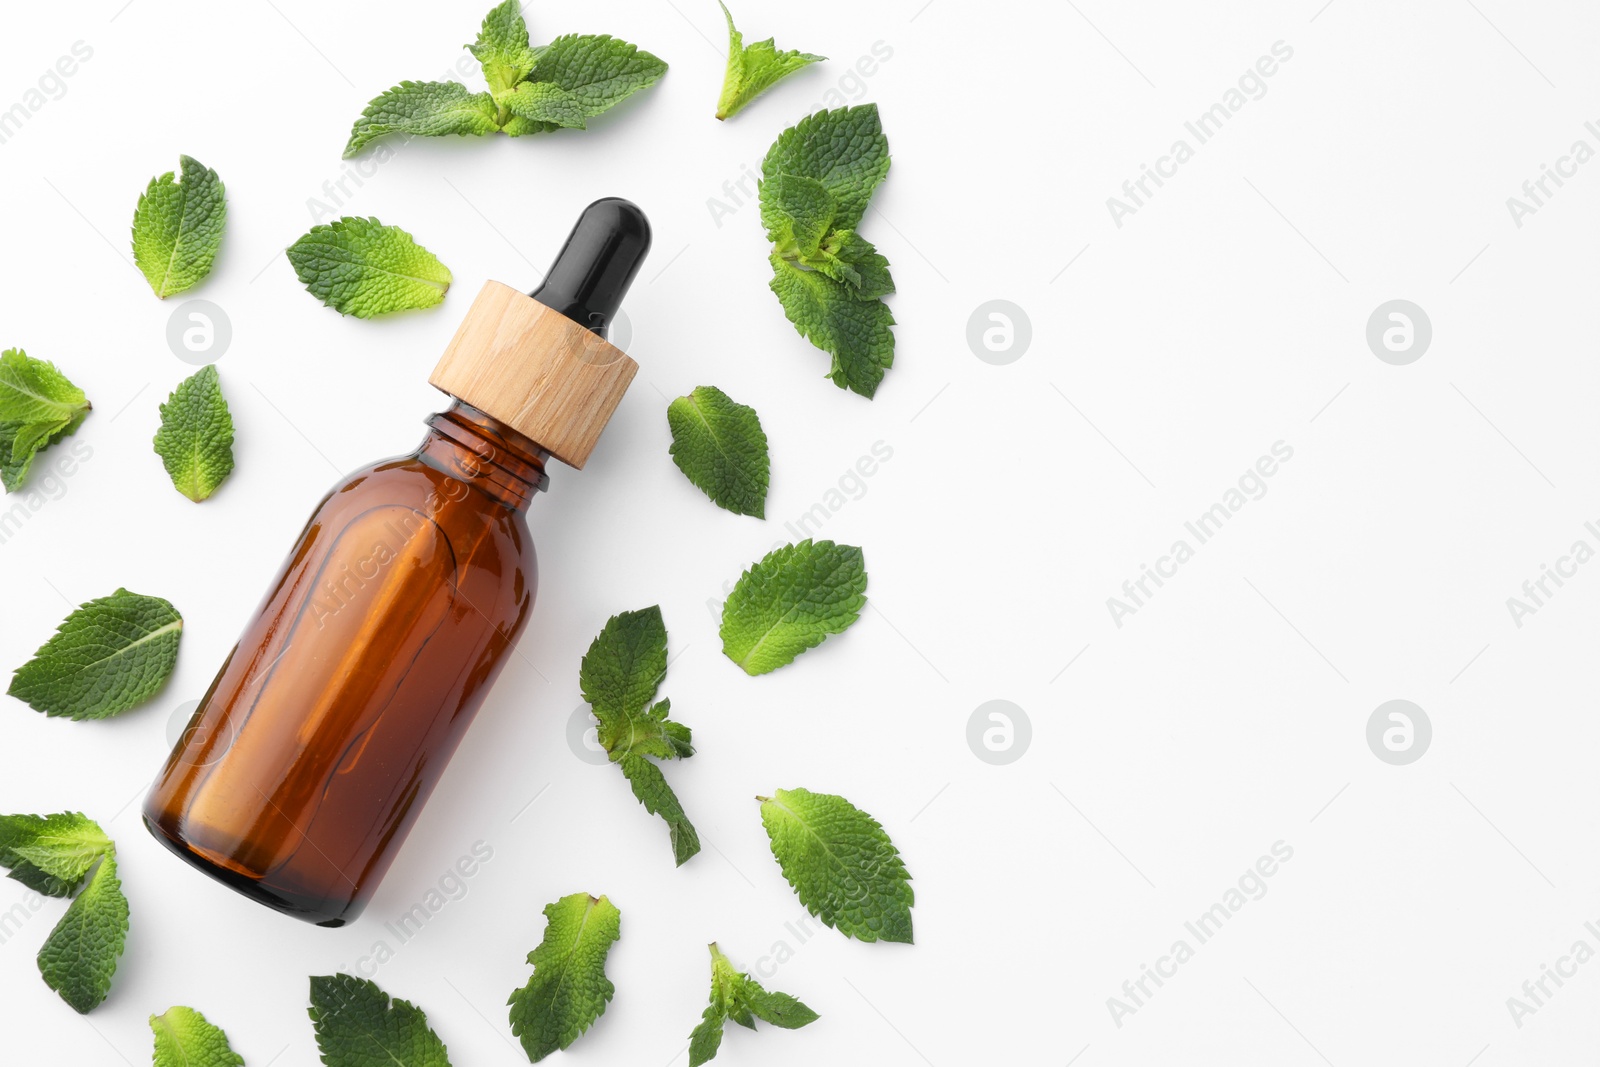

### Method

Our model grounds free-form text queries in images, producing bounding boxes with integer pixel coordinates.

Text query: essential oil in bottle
[143,198,651,926]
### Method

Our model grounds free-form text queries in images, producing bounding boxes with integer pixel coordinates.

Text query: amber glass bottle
[145,199,650,926]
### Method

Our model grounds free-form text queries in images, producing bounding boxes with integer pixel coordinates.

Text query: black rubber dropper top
[528,198,651,341]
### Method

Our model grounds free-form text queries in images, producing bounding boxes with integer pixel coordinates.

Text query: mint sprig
[507,892,622,1062]
[667,386,769,518]
[131,155,226,299]
[579,606,700,864]
[761,105,896,398]
[8,588,183,720]
[716,3,825,120]
[0,348,90,493]
[286,217,452,319]
[688,942,818,1066]
[719,540,867,675]
[153,365,235,502]
[759,787,913,943]
[0,813,128,1013]
[343,1,666,156]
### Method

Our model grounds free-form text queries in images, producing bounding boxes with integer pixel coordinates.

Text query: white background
[1,0,1598,1063]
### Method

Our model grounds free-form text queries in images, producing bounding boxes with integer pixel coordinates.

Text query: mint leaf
[131,155,226,299]
[469,0,539,97]
[0,349,90,426]
[504,81,588,130]
[688,942,817,1066]
[762,173,835,258]
[667,386,769,518]
[8,588,183,720]
[287,217,452,319]
[719,540,866,675]
[152,365,235,503]
[530,34,667,117]
[769,258,895,397]
[0,349,91,493]
[0,812,113,897]
[507,892,622,1062]
[152,1006,245,1067]
[762,104,889,232]
[809,230,894,298]
[759,787,913,943]
[579,606,700,864]
[343,81,499,158]
[37,852,128,1013]
[309,974,451,1067]
[716,3,825,120]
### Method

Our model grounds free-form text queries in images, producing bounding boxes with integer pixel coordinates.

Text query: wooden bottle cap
[429,280,638,469]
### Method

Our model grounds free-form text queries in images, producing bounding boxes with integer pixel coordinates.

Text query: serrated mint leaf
[688,942,817,1067]
[0,812,113,897]
[504,80,587,130]
[762,174,835,258]
[579,606,700,864]
[131,156,226,299]
[344,81,499,158]
[667,386,769,518]
[8,588,183,720]
[0,349,91,493]
[309,974,452,1067]
[470,0,539,97]
[762,104,889,232]
[769,255,895,397]
[759,787,912,943]
[507,892,621,1062]
[720,540,866,675]
[152,365,234,503]
[0,349,90,427]
[152,1006,245,1067]
[716,3,825,121]
[287,217,452,319]
[531,33,667,116]
[37,853,128,1013]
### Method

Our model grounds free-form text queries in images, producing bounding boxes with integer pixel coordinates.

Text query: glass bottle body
[143,402,545,926]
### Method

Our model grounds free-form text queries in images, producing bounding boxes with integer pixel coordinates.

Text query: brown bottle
[144,199,650,926]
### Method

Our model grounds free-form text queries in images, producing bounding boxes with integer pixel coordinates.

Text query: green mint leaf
[131,155,226,299]
[759,787,913,943]
[0,349,90,427]
[762,104,889,232]
[0,415,85,494]
[579,606,701,864]
[309,974,451,1067]
[761,174,835,258]
[8,588,183,720]
[688,943,817,1066]
[151,1006,245,1067]
[530,34,667,117]
[0,812,113,895]
[344,81,500,158]
[719,540,866,675]
[769,255,895,397]
[716,3,825,120]
[286,217,452,319]
[469,0,539,97]
[152,365,235,503]
[503,81,588,130]
[37,853,128,1013]
[507,892,622,1062]
[667,386,769,518]
[619,755,701,866]
[805,230,895,299]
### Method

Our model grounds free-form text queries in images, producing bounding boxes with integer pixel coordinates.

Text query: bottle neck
[420,400,550,512]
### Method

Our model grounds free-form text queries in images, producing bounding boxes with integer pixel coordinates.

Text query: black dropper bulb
[528,198,651,341]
